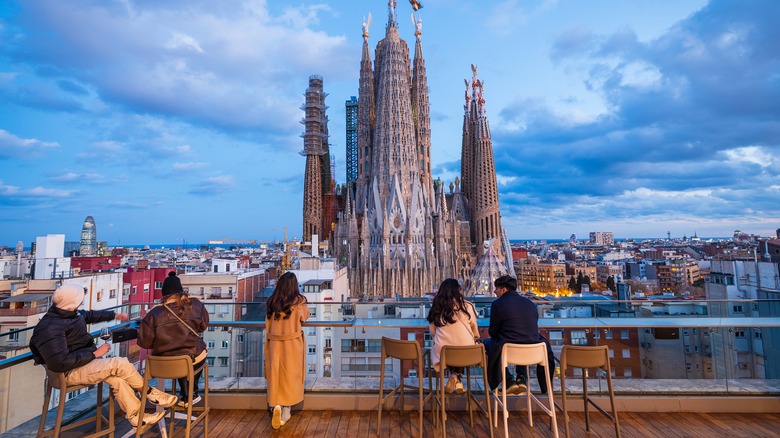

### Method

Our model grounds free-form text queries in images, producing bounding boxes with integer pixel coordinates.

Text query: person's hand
[94,343,111,358]
[115,312,129,322]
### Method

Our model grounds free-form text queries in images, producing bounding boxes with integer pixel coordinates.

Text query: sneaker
[281,406,291,422]
[454,381,465,395]
[271,405,285,430]
[506,381,527,395]
[147,388,178,408]
[176,395,202,409]
[444,374,459,394]
[127,411,165,428]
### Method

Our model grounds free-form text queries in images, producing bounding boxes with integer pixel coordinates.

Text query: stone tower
[329,5,512,298]
[333,4,463,298]
[461,66,504,257]
[301,75,330,243]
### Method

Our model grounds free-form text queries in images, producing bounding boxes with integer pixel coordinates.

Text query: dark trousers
[485,336,556,393]
[176,358,205,399]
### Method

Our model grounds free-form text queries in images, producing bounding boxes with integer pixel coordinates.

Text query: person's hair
[494,275,517,291]
[162,291,192,314]
[427,278,470,328]
[266,272,305,320]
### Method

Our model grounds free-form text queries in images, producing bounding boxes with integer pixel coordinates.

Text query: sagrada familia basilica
[302,3,513,298]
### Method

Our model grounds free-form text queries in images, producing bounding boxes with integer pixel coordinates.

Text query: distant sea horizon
[116,236,733,249]
[6,236,735,251]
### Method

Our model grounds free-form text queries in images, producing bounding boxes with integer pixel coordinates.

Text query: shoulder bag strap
[163,304,200,337]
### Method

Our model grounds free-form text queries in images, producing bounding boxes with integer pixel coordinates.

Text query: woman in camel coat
[427,278,480,394]
[265,272,310,430]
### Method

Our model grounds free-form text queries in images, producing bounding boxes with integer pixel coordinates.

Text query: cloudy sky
[1,0,778,246]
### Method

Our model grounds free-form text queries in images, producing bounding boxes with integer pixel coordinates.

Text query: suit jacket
[488,290,543,347]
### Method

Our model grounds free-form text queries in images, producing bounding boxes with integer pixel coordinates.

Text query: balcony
[1,299,779,436]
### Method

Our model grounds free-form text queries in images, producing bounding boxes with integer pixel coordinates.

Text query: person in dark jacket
[29,284,178,428]
[484,275,556,394]
[138,272,209,407]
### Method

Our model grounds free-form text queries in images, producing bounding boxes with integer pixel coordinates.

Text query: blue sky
[1,0,778,246]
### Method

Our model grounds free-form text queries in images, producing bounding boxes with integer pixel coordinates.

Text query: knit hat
[162,272,184,296]
[53,285,85,311]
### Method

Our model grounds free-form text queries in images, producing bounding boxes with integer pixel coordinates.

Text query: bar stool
[37,366,115,438]
[435,344,493,438]
[377,337,433,438]
[137,355,209,438]
[493,342,558,438]
[560,345,620,438]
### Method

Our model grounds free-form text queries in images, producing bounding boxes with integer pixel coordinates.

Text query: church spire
[411,12,432,202]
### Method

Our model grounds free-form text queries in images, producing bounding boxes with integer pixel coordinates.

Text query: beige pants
[65,357,143,418]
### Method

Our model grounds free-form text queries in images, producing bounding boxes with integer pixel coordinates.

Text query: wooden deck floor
[96,409,780,438]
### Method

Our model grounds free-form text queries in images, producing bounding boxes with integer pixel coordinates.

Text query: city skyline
[1,0,778,246]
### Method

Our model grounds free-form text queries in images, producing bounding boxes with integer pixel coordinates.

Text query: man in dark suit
[484,275,556,394]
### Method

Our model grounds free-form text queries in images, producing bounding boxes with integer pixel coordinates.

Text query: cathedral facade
[305,4,511,298]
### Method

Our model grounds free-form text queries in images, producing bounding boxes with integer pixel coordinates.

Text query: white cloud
[0,129,59,158]
[721,146,774,168]
[173,161,209,170]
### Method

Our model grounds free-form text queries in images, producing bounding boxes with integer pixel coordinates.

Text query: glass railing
[1,299,779,434]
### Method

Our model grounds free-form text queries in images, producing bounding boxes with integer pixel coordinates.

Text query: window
[219,357,228,367]
[155,281,163,289]
[123,285,130,298]
[132,286,137,295]
[228,287,233,296]
[109,289,116,299]
[755,330,763,339]
[207,340,215,349]
[308,363,316,374]
[341,339,381,353]
[206,357,215,367]
[308,345,316,355]
[308,327,317,336]
[571,330,587,345]
[734,329,746,339]
[143,283,150,292]
[8,331,19,342]
[624,368,633,377]
[733,305,743,313]
[221,340,229,348]
[96,291,102,302]
[549,330,564,346]
[208,326,216,332]
[593,331,600,340]
[130,305,141,319]
[622,349,630,359]
[608,349,614,358]
[605,330,613,340]
[221,305,229,314]
[237,334,244,343]
[206,305,215,313]
[621,330,629,340]
[309,307,317,318]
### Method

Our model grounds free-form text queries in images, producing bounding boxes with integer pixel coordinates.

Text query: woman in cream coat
[265,272,310,429]
[427,278,480,394]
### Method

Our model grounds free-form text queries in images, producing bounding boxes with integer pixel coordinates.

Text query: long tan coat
[265,299,310,406]
[430,301,479,371]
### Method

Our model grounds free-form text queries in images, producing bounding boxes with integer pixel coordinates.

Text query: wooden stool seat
[378,337,433,438]
[436,344,494,438]
[37,366,115,438]
[493,342,559,438]
[137,355,210,438]
[560,345,620,438]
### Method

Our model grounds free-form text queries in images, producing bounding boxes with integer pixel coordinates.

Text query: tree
[568,276,577,292]
[576,272,584,292]
[606,275,617,293]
